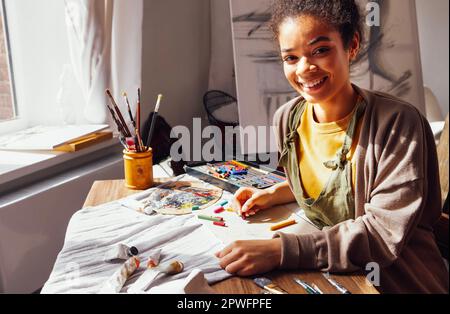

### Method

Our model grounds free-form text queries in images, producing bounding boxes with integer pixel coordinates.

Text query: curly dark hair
[269,0,364,50]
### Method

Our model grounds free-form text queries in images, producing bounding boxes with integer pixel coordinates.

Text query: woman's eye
[283,55,298,63]
[312,47,330,56]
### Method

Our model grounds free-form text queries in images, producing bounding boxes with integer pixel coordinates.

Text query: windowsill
[0,137,123,195]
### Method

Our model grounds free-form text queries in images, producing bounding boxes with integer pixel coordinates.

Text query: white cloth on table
[41,182,231,294]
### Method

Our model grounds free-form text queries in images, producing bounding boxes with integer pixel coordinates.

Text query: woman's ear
[349,32,361,61]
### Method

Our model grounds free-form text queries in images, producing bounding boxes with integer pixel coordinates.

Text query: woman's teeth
[300,77,327,88]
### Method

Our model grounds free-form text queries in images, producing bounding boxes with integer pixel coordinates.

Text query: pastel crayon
[270,219,296,231]
[230,160,248,168]
[197,215,223,222]
[213,221,227,227]
[213,206,225,214]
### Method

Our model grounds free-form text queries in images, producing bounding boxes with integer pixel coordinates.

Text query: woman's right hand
[232,187,275,218]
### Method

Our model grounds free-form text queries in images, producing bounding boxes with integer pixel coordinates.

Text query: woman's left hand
[215,239,282,276]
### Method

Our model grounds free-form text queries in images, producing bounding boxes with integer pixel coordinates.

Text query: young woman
[215,0,448,293]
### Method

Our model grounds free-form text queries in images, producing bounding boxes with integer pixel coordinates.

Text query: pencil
[123,92,136,128]
[146,94,163,148]
[270,219,296,231]
[106,89,131,137]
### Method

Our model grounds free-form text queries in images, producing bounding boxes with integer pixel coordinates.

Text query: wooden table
[83,180,379,294]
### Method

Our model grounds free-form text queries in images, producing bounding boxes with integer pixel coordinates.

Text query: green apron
[279,98,366,230]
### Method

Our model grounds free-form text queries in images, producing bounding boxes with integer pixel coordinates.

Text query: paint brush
[253,277,288,294]
[134,135,141,152]
[145,94,163,149]
[136,128,145,152]
[135,88,144,151]
[123,92,136,128]
[106,89,131,137]
[311,283,324,294]
[323,273,351,294]
[118,136,128,150]
[105,103,125,137]
[293,278,320,294]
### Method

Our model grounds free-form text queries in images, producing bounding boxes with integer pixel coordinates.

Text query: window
[0,0,72,135]
[0,0,16,123]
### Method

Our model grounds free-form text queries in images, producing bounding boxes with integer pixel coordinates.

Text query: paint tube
[145,249,162,268]
[119,198,147,213]
[103,243,139,263]
[128,258,183,293]
[99,256,140,293]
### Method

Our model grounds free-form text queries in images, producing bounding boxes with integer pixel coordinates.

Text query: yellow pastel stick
[270,219,296,231]
[230,160,248,169]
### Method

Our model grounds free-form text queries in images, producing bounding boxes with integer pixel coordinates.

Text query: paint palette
[184,160,286,193]
[142,180,222,215]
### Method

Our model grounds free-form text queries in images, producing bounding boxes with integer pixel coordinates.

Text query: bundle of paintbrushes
[105,89,163,153]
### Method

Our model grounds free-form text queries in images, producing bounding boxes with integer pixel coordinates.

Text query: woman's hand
[232,182,296,218]
[215,239,282,276]
[232,187,275,218]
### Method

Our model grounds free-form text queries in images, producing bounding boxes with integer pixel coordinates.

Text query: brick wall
[0,13,14,121]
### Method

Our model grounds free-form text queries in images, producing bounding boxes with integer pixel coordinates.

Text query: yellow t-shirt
[297,102,363,199]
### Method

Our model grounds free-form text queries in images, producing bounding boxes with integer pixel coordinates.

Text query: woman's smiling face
[279,15,358,105]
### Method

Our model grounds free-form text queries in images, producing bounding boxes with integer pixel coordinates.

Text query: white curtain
[61,0,143,126]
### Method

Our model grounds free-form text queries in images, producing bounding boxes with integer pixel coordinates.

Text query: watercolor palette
[142,180,223,215]
[184,160,286,193]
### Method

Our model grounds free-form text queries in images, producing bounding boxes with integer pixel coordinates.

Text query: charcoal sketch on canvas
[229,0,424,154]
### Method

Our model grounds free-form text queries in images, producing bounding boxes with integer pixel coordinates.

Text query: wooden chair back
[435,115,449,259]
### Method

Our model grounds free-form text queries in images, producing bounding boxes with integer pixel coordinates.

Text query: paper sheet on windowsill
[0,124,109,150]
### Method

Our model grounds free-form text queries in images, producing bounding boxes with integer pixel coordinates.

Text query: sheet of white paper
[194,191,319,245]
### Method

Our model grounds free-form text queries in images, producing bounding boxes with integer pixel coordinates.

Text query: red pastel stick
[213,221,227,227]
